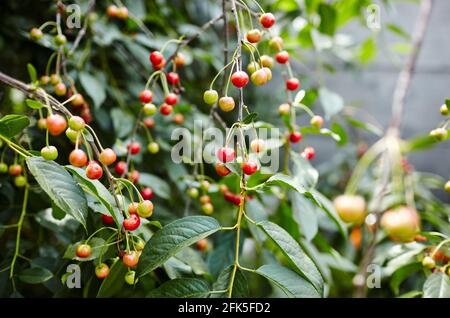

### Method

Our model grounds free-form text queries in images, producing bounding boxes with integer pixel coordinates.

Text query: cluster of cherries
[0,160,27,188]
[106,4,129,20]
[187,180,215,215]
[430,102,449,193]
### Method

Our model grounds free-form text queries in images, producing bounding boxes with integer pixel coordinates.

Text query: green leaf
[445,99,450,108]
[346,117,383,136]
[318,3,337,36]
[291,152,318,189]
[241,112,258,124]
[257,220,323,293]
[138,216,221,277]
[256,264,320,298]
[25,99,45,109]
[262,174,319,206]
[330,122,347,145]
[26,157,88,229]
[423,272,450,298]
[19,267,53,284]
[211,265,248,298]
[79,72,106,109]
[64,237,106,261]
[291,191,319,241]
[358,37,377,64]
[97,260,128,297]
[311,190,347,238]
[147,278,210,298]
[398,290,423,298]
[0,115,30,138]
[139,173,171,199]
[27,63,37,83]
[111,108,134,138]
[390,262,422,295]
[319,87,344,119]
[207,231,243,277]
[294,90,306,104]
[386,24,410,40]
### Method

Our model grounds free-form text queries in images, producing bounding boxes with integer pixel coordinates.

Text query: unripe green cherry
[137,200,153,218]
[203,89,218,105]
[0,162,8,174]
[422,256,435,269]
[65,128,78,142]
[247,61,259,74]
[310,115,324,128]
[278,103,290,116]
[147,142,160,154]
[200,180,210,191]
[54,34,67,46]
[41,146,59,160]
[445,180,450,193]
[68,116,86,131]
[201,203,214,215]
[251,69,268,86]
[188,187,199,199]
[260,55,274,69]
[125,271,138,285]
[143,103,157,116]
[30,28,43,41]
[440,104,449,115]
[14,176,27,187]
[429,128,448,141]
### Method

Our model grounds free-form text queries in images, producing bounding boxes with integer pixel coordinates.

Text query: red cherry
[150,51,164,66]
[242,161,258,175]
[259,13,276,28]
[69,149,88,167]
[127,142,141,155]
[275,51,289,64]
[231,71,249,88]
[164,93,178,105]
[128,170,140,184]
[46,114,67,136]
[246,29,262,43]
[143,117,155,128]
[286,78,300,91]
[153,59,166,70]
[123,213,140,231]
[9,164,22,176]
[123,251,140,267]
[215,162,231,177]
[95,263,110,279]
[86,161,103,180]
[99,148,117,166]
[76,244,92,258]
[159,103,173,115]
[140,187,154,200]
[302,146,315,160]
[289,132,302,143]
[139,89,153,103]
[166,72,180,85]
[114,161,127,175]
[224,191,241,206]
[102,214,114,225]
[217,147,236,163]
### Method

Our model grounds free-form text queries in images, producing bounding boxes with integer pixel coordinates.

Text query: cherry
[46,114,67,136]
[137,200,153,218]
[139,187,153,200]
[219,96,235,112]
[124,271,138,285]
[159,103,173,115]
[50,74,60,85]
[147,142,160,154]
[203,89,219,105]
[95,263,110,279]
[128,202,139,214]
[289,131,302,143]
[150,51,164,66]
[128,170,140,184]
[445,180,450,193]
[242,161,258,175]
[139,89,153,103]
[217,147,236,163]
[286,78,300,91]
[201,203,214,215]
[14,176,27,188]
[302,146,315,160]
[38,118,47,130]
[422,256,435,269]
[215,162,231,177]
[187,187,199,199]
[260,55,274,69]
[41,146,58,161]
[76,244,92,258]
[278,103,290,115]
[80,108,92,124]
[69,149,88,167]
[68,116,86,131]
[101,214,114,225]
[30,28,43,41]
[440,104,449,115]
[114,161,127,175]
[200,180,210,191]
[199,195,211,205]
[246,29,262,43]
[65,128,78,143]
[40,75,50,85]
[54,34,67,46]
[259,13,276,28]
[117,6,128,19]
[429,128,447,141]
[0,163,7,174]
[275,51,289,64]
[262,67,272,81]
[380,206,420,242]
[127,142,141,155]
[106,5,118,17]
[86,161,103,180]
[247,61,259,74]
[167,72,180,85]
[165,93,178,105]
[123,213,141,231]
[269,36,283,51]
[174,53,185,67]
[224,191,241,206]
[195,239,208,251]
[251,69,268,86]
[334,195,367,225]
[122,251,140,267]
[172,113,185,125]
[310,115,324,128]
[134,237,146,251]
[250,139,265,153]
[143,117,155,128]
[231,71,249,88]
[9,164,22,176]
[99,148,116,166]
[153,59,166,70]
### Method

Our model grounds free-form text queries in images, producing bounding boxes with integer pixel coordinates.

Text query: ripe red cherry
[101,214,114,225]
[242,161,258,175]
[224,191,241,206]
[95,263,110,279]
[99,148,117,166]
[128,170,140,184]
[159,103,173,115]
[76,244,92,258]
[196,239,208,251]
[69,149,88,167]
[107,5,118,17]
[215,162,231,177]
[140,187,154,200]
[123,213,140,231]
[86,161,103,180]
[275,51,289,64]
[289,132,302,143]
[114,161,127,175]
[46,114,67,136]
[9,164,22,176]
[166,72,180,85]
[164,93,178,105]
[127,142,141,155]
[150,51,164,66]
[123,251,140,267]
[231,71,249,88]
[259,13,276,28]
[302,146,315,160]
[139,89,153,103]
[286,78,300,91]
[217,147,236,163]
[174,53,185,67]
[153,59,166,70]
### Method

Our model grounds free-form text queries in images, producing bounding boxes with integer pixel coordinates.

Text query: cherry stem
[38,21,57,32]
